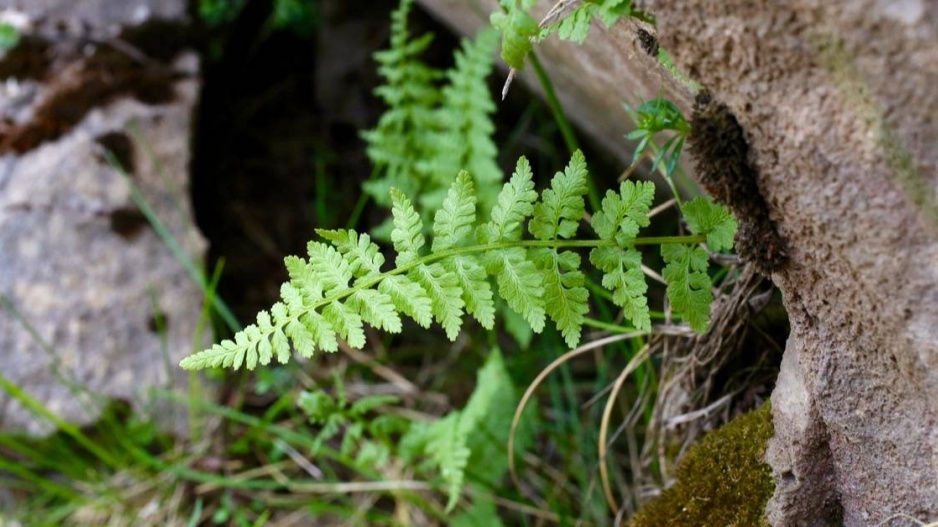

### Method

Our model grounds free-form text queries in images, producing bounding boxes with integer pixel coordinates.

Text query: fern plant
[360,0,442,206]
[296,349,530,516]
[362,0,502,225]
[180,150,735,371]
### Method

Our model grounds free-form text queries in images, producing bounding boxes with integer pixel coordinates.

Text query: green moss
[629,402,774,527]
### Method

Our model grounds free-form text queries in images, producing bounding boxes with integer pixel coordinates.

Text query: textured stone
[0,1,204,436]
[646,1,938,524]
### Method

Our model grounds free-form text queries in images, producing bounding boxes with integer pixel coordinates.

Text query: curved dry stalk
[598,344,652,515]
[508,332,646,491]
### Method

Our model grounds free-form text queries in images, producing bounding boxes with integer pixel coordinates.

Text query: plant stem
[583,318,635,334]
[310,234,706,320]
[528,52,603,213]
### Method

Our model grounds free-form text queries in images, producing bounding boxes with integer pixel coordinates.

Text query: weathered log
[417,1,938,525]
[417,0,693,164]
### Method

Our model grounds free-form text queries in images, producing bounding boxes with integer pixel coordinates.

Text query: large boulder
[0,1,205,435]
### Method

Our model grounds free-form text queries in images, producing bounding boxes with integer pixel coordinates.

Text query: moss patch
[630,402,774,527]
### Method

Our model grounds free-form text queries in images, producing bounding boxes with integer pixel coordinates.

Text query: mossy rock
[629,402,774,527]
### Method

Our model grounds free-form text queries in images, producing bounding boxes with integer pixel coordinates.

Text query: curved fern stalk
[180,151,736,371]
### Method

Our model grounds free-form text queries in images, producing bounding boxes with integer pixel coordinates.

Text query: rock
[0,2,204,436]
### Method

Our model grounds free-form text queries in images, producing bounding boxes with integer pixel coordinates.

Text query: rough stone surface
[647,1,938,524]
[417,0,938,524]
[0,2,204,436]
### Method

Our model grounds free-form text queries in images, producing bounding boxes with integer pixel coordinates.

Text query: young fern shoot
[180,151,736,371]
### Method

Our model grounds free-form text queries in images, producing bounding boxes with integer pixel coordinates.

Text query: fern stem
[310,234,706,318]
[529,52,578,155]
[583,318,635,334]
[528,52,602,213]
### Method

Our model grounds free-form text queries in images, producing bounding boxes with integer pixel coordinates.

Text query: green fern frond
[429,29,502,212]
[398,349,527,514]
[180,151,734,371]
[529,150,589,241]
[363,1,502,232]
[662,243,712,332]
[660,196,737,332]
[478,156,538,244]
[361,0,442,206]
[682,196,738,252]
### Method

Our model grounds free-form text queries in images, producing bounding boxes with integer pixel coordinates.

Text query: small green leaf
[350,289,402,333]
[323,301,365,349]
[590,246,650,331]
[379,275,433,328]
[391,188,426,265]
[484,247,545,333]
[682,197,738,252]
[317,229,385,281]
[591,180,656,245]
[529,150,589,241]
[536,249,589,348]
[662,243,712,332]
[445,255,496,329]
[0,23,20,52]
[411,263,465,340]
[308,242,353,294]
[490,3,538,70]
[432,171,477,251]
[479,156,537,243]
[556,7,593,43]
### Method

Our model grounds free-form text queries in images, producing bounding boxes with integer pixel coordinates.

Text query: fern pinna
[180,151,736,371]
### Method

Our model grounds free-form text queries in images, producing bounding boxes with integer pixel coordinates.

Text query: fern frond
[591,180,656,244]
[535,249,590,348]
[429,29,502,212]
[530,150,589,241]
[411,263,465,340]
[181,150,735,371]
[432,171,477,252]
[446,255,495,329]
[361,0,442,206]
[485,246,546,333]
[316,229,384,282]
[552,0,632,43]
[364,2,502,238]
[590,246,650,331]
[399,349,526,514]
[379,275,433,328]
[681,196,737,251]
[391,188,426,265]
